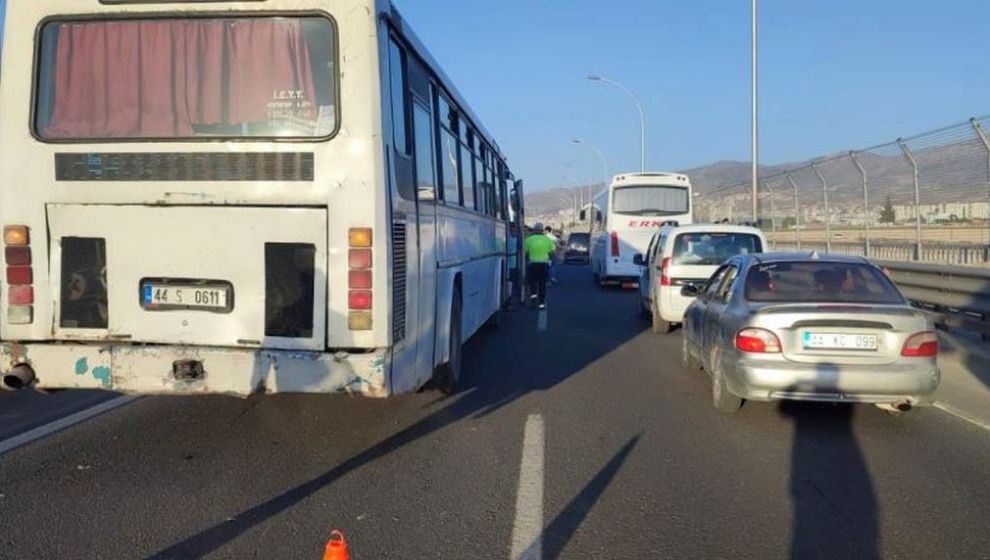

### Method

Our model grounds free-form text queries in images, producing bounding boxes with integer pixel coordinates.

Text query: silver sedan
[681,253,940,414]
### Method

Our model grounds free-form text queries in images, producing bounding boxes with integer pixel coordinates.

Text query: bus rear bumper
[0,342,390,397]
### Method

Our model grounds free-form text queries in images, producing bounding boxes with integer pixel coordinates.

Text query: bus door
[389,36,442,391]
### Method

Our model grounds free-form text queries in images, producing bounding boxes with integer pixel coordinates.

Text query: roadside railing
[773,241,990,266]
[766,244,990,338]
[880,261,990,340]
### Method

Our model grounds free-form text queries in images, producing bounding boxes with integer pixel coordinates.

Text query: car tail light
[348,228,373,330]
[610,231,620,257]
[736,328,782,353]
[348,290,372,310]
[4,226,33,324]
[660,257,672,287]
[902,331,938,357]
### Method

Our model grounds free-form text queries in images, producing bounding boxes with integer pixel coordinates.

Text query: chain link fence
[695,116,990,266]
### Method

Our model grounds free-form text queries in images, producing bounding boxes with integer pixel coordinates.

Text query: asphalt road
[2,265,990,559]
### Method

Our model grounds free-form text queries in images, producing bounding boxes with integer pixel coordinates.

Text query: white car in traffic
[635,224,767,333]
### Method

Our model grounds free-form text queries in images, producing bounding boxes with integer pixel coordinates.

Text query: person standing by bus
[525,222,555,310]
[544,225,561,285]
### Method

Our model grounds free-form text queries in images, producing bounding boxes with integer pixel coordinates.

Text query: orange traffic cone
[323,530,350,560]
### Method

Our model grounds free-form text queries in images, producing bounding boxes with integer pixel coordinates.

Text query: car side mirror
[681,284,700,297]
[633,253,644,266]
[579,210,587,221]
[596,210,603,222]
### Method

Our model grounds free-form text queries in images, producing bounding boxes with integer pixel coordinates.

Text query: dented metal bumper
[0,343,389,397]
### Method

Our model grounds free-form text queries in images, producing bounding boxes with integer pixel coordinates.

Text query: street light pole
[587,75,647,172]
[750,0,759,224]
[571,139,610,237]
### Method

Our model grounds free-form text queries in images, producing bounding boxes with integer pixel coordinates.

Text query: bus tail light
[4,247,31,265]
[348,228,374,331]
[5,226,33,324]
[736,328,782,354]
[348,290,372,310]
[610,231,620,257]
[901,331,938,357]
[660,257,672,287]
[349,270,372,289]
[348,249,372,269]
[8,286,34,305]
[3,226,29,246]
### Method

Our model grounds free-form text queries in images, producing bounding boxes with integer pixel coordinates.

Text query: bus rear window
[612,186,688,216]
[35,16,337,140]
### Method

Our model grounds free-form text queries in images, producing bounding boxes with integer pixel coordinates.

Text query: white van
[589,172,692,287]
[635,224,767,333]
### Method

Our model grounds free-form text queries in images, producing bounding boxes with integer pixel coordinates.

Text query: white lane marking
[511,414,545,560]
[537,310,548,332]
[933,401,990,433]
[0,395,138,457]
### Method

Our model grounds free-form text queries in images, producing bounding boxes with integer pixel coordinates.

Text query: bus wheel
[436,287,463,395]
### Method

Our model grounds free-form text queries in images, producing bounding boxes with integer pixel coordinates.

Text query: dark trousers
[528,262,550,305]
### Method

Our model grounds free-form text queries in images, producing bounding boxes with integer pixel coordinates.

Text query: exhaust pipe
[2,364,36,391]
[896,401,913,412]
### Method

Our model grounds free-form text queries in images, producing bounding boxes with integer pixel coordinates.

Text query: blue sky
[2,1,987,189]
[393,0,990,189]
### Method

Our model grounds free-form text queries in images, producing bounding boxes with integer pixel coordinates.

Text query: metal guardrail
[877,260,990,340]
[773,241,990,266]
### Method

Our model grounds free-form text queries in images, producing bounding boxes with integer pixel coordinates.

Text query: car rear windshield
[567,233,590,243]
[35,16,337,140]
[745,261,905,304]
[672,232,763,266]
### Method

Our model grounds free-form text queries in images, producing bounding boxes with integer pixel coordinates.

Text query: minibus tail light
[610,232,620,257]
[660,257,672,287]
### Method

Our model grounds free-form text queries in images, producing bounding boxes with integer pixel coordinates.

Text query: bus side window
[388,38,416,202]
[387,39,409,157]
[437,94,461,206]
[460,131,475,210]
[412,101,436,202]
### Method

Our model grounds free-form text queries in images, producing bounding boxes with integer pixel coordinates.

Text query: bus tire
[436,287,463,395]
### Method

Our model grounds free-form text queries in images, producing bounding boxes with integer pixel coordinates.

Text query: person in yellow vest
[525,222,556,310]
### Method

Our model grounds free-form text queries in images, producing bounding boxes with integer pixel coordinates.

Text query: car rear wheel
[711,351,742,414]
[651,301,673,334]
[681,330,700,371]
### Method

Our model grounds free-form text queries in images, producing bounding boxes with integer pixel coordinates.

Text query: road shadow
[144,265,645,559]
[537,435,640,560]
[778,369,880,560]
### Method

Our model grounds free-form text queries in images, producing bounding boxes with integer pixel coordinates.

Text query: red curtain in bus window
[45,19,318,138]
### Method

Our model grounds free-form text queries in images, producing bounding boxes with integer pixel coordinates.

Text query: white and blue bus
[590,172,693,286]
[0,0,525,396]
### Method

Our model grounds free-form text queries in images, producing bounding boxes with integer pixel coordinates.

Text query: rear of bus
[598,172,692,284]
[0,1,392,395]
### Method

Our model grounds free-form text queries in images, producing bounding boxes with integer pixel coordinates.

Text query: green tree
[879,196,896,224]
